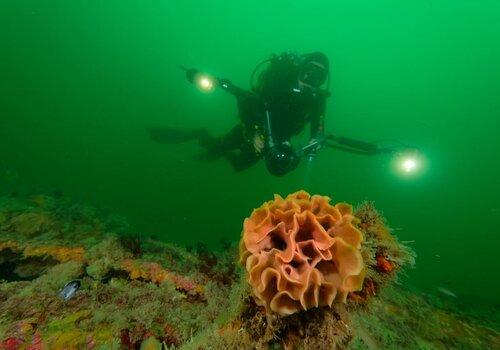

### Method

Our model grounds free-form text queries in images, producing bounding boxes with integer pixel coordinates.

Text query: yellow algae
[24,245,85,262]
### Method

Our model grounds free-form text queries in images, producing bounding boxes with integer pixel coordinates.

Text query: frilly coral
[239,191,365,315]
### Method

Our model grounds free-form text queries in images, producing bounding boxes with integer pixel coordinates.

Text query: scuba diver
[149,52,397,176]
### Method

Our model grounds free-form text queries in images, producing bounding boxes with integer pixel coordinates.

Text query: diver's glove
[310,135,326,151]
[218,78,232,91]
[252,133,265,154]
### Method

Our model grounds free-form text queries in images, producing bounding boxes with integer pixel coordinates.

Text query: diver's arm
[325,134,392,155]
[310,113,325,140]
[183,67,256,100]
[304,103,326,160]
[218,78,257,100]
[309,94,327,141]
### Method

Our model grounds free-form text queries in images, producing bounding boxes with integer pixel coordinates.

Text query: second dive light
[394,149,422,175]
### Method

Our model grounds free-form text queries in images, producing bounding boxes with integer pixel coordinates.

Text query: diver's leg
[224,142,261,172]
[147,126,212,145]
[225,153,260,172]
[214,125,245,151]
[197,124,245,160]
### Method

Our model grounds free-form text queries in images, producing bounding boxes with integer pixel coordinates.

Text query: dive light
[393,148,423,175]
[182,67,217,92]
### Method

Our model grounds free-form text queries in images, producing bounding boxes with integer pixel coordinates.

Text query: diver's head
[265,142,300,176]
[298,52,329,89]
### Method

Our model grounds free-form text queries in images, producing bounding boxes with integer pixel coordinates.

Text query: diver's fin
[147,126,207,144]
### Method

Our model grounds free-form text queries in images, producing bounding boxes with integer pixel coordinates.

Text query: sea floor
[0,194,498,349]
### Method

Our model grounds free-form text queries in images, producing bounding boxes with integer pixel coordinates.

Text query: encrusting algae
[0,192,498,349]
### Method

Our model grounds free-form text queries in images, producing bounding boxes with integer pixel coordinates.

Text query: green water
[1,0,499,309]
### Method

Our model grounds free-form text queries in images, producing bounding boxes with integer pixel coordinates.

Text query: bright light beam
[393,149,423,176]
[401,157,417,172]
[196,75,215,92]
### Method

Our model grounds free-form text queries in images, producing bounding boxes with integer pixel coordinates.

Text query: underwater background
[1,0,499,313]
